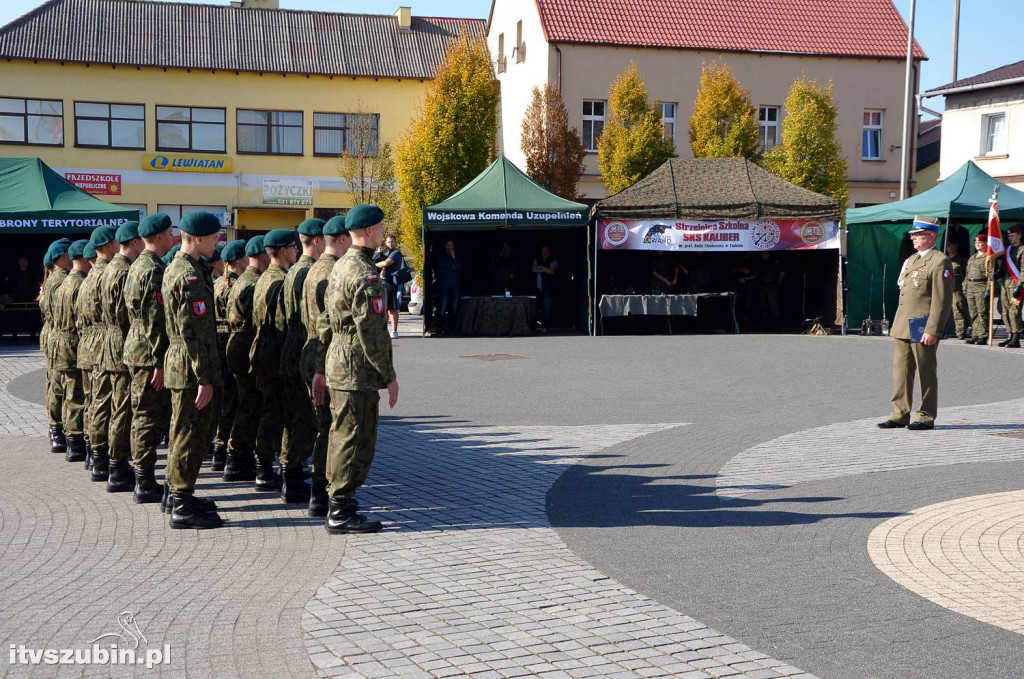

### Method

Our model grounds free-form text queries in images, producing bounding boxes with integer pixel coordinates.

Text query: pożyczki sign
[598,218,840,252]
[262,178,314,206]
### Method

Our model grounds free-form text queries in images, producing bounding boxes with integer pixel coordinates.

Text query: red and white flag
[986,195,1004,262]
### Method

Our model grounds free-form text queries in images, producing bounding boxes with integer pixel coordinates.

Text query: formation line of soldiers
[948,224,1024,346]
[38,204,399,531]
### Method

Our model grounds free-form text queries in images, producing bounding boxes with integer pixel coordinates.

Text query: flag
[986,195,1004,263]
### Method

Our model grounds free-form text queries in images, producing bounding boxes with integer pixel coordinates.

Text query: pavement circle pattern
[868,490,1024,636]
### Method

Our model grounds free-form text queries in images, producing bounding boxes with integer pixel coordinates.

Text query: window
[313,113,378,156]
[237,109,303,155]
[74,102,144,149]
[515,21,524,63]
[862,110,884,160]
[582,100,606,153]
[156,106,225,152]
[0,97,63,146]
[982,112,1007,156]
[658,102,677,144]
[758,106,779,151]
[497,33,506,73]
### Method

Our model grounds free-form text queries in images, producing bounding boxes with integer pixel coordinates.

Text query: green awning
[0,157,137,233]
[423,156,590,230]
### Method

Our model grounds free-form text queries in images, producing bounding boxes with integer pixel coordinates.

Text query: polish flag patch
[372,297,384,314]
[156,291,164,305]
[186,275,198,283]
[192,301,208,316]
[367,274,379,282]
[943,269,950,279]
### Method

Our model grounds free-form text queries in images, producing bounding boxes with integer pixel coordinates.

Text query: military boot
[65,434,86,463]
[49,426,67,453]
[222,452,257,482]
[162,483,218,514]
[281,468,310,503]
[90,447,110,482]
[308,478,329,517]
[211,443,228,472]
[254,459,282,492]
[106,457,135,492]
[132,467,163,504]
[169,494,224,530]
[998,332,1013,347]
[325,497,382,534]
[83,437,93,471]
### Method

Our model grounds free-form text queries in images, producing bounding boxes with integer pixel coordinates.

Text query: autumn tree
[395,29,499,271]
[338,109,400,236]
[520,84,587,200]
[763,76,849,212]
[597,61,675,195]
[689,61,760,160]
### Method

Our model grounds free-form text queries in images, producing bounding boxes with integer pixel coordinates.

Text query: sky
[0,0,1020,114]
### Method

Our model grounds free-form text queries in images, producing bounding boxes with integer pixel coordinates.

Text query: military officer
[302,216,350,516]
[312,204,398,533]
[211,240,248,471]
[997,224,1023,348]
[944,240,969,339]
[52,240,92,462]
[964,233,990,344]
[123,213,175,504]
[40,238,72,453]
[162,212,224,529]
[278,219,324,503]
[98,221,145,490]
[222,236,267,481]
[878,216,953,431]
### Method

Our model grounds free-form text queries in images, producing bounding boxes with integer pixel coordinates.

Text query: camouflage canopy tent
[592,158,841,334]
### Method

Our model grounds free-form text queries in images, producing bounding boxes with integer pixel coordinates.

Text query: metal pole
[900,0,917,200]
[952,0,961,82]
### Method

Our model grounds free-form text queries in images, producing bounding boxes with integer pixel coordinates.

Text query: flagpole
[988,278,996,347]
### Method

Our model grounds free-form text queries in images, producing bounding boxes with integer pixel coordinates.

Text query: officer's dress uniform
[224,264,262,478]
[250,261,289,491]
[52,261,89,459]
[947,252,969,338]
[280,252,318,500]
[99,252,136,489]
[888,248,953,426]
[41,264,68,448]
[964,249,990,342]
[123,247,171,503]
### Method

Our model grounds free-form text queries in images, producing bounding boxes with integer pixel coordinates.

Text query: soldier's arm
[350,276,396,383]
[148,269,169,363]
[273,281,288,336]
[315,308,331,375]
[178,278,221,386]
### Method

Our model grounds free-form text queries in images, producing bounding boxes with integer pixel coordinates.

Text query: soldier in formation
[944,240,968,339]
[997,224,1023,348]
[963,233,990,345]
[211,240,248,471]
[41,238,72,454]
[52,239,91,461]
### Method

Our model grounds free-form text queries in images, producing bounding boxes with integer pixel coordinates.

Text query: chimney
[395,6,412,31]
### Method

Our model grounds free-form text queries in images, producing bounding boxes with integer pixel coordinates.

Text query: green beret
[345,204,385,230]
[179,211,222,237]
[42,251,53,267]
[89,226,117,248]
[297,218,325,237]
[83,242,96,260]
[244,236,266,258]
[323,215,348,236]
[264,228,297,249]
[206,243,224,263]
[222,239,247,263]
[68,239,90,260]
[138,213,173,238]
[47,238,72,263]
[115,220,140,244]
[162,244,181,265]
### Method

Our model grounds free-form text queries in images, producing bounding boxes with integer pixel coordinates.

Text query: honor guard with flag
[878,215,953,431]
[997,223,1024,347]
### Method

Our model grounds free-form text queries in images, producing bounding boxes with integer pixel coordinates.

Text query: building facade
[925,60,1024,191]
[0,0,482,235]
[487,0,924,207]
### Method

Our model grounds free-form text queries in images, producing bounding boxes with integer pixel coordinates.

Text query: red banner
[64,172,122,196]
[598,218,840,252]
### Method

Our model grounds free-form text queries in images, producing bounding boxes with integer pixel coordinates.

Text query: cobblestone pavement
[868,490,1024,635]
[0,353,47,437]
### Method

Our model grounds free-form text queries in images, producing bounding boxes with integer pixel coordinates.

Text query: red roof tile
[535,0,925,60]
[926,60,1024,95]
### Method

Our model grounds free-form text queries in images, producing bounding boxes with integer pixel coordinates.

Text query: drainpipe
[553,43,562,93]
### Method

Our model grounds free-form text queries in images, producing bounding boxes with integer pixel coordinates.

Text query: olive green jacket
[98,253,133,373]
[279,254,314,379]
[302,253,337,382]
[162,251,222,389]
[51,269,87,371]
[250,264,288,379]
[892,249,953,340]
[123,250,168,369]
[75,258,107,371]
[225,266,260,375]
[40,266,68,362]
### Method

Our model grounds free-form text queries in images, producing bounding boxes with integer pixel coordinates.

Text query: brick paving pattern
[868,490,1024,635]
[0,353,48,437]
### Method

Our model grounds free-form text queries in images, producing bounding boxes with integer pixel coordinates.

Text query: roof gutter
[924,75,1024,97]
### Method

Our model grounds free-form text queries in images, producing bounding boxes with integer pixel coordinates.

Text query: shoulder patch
[943,269,951,279]
[367,274,379,282]
[186,275,199,283]
[372,297,385,314]
[192,300,208,316]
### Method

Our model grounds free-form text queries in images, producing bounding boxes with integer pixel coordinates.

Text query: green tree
[521,84,587,200]
[763,76,848,212]
[338,107,400,236]
[597,62,674,195]
[689,61,760,160]
[395,28,499,272]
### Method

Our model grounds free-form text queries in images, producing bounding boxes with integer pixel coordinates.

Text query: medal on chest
[912,270,921,288]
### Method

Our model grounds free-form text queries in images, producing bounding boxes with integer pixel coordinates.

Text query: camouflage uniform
[279,254,317,473]
[78,258,109,456]
[998,243,1023,335]
[225,266,262,463]
[212,270,239,450]
[964,251,990,341]
[52,269,88,435]
[123,249,171,471]
[947,252,969,338]
[162,251,222,495]
[40,267,68,428]
[99,253,134,464]
[250,264,289,469]
[320,246,395,500]
[302,253,338,492]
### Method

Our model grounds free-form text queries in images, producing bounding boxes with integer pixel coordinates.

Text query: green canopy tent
[0,157,137,233]
[421,156,590,333]
[845,160,1024,328]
